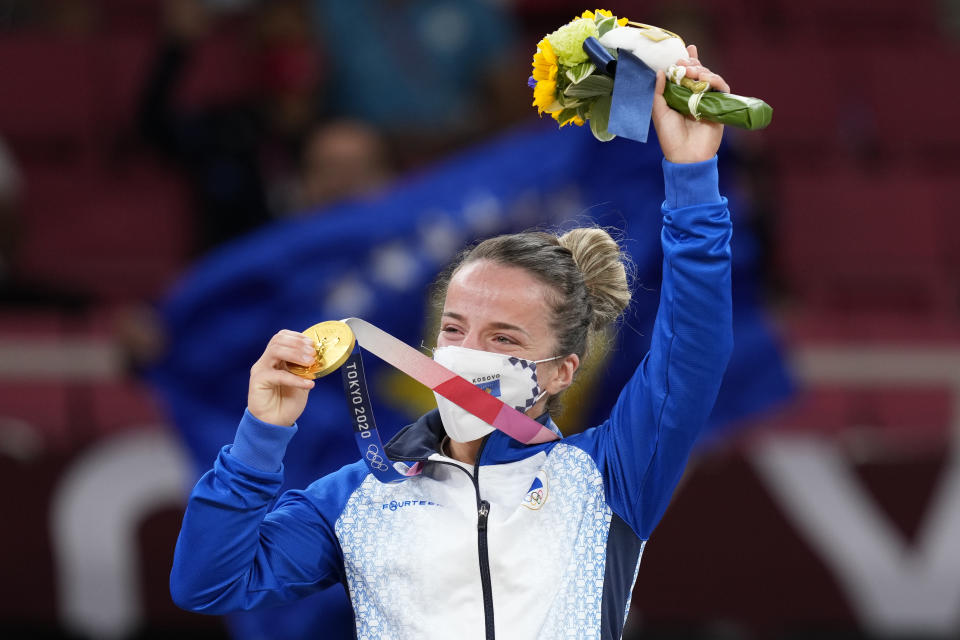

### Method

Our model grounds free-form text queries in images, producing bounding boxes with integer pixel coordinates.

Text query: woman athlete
[171,47,733,640]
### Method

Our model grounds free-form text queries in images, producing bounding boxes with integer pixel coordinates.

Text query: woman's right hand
[652,44,730,164]
[248,330,317,427]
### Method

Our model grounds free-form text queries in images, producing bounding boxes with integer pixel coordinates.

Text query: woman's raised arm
[572,49,734,538]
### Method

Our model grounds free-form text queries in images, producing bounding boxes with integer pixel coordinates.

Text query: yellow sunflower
[531,38,558,83]
[552,111,585,128]
[532,80,557,114]
[578,9,628,26]
[531,38,560,115]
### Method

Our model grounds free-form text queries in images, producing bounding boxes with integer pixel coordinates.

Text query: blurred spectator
[0,0,94,32]
[939,0,960,40]
[138,0,323,253]
[45,0,98,35]
[289,119,394,213]
[117,119,395,373]
[308,0,518,139]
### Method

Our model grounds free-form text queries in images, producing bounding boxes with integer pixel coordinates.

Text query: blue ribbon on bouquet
[583,37,657,143]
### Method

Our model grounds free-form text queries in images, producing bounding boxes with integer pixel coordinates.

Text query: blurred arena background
[0,0,956,639]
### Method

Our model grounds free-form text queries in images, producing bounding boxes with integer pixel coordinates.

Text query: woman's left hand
[652,44,730,164]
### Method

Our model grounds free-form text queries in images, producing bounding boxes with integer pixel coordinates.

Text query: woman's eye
[494,335,515,344]
[442,326,461,334]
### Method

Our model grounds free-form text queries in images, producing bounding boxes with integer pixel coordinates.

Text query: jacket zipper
[471,437,495,640]
[395,439,496,638]
[476,497,494,638]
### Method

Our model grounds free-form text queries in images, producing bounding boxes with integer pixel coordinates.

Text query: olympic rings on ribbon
[365,444,389,472]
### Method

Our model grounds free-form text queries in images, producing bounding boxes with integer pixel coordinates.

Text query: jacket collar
[383,410,446,461]
[384,409,562,465]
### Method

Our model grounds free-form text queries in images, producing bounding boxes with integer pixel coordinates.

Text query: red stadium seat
[770,0,936,43]
[0,311,73,448]
[16,161,192,301]
[722,42,839,154]
[0,35,98,154]
[0,381,72,449]
[777,167,954,313]
[96,0,164,33]
[0,310,67,336]
[784,309,960,343]
[860,44,960,156]
[89,380,167,435]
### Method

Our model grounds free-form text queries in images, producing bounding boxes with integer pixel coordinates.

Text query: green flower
[545,18,598,66]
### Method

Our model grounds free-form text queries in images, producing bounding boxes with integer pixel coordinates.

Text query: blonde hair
[557,227,631,331]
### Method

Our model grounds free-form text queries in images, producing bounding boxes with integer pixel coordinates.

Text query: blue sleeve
[170,410,368,613]
[567,156,733,539]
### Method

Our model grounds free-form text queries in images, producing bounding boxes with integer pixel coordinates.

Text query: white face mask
[432,345,562,443]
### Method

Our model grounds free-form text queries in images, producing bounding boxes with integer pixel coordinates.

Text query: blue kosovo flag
[150,122,792,639]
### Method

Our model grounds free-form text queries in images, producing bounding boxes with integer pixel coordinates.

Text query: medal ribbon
[339,317,559,482]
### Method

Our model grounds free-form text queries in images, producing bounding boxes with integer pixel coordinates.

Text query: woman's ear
[545,353,580,395]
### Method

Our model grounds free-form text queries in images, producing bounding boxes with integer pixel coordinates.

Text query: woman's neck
[445,437,484,465]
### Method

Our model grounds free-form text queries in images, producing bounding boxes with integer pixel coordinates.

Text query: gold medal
[286,320,356,379]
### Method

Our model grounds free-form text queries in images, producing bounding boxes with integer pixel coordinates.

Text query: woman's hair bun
[558,227,631,330]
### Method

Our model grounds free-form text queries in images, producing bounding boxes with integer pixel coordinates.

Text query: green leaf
[555,107,581,125]
[661,83,774,130]
[596,16,618,38]
[589,94,615,142]
[565,61,596,85]
[563,74,613,99]
[555,92,583,109]
[554,70,569,94]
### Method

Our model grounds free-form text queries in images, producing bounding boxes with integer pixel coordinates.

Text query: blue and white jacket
[171,158,733,640]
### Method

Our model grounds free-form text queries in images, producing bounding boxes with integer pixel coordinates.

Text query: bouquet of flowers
[530,9,773,142]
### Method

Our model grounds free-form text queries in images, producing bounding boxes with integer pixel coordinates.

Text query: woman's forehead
[444,261,553,325]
